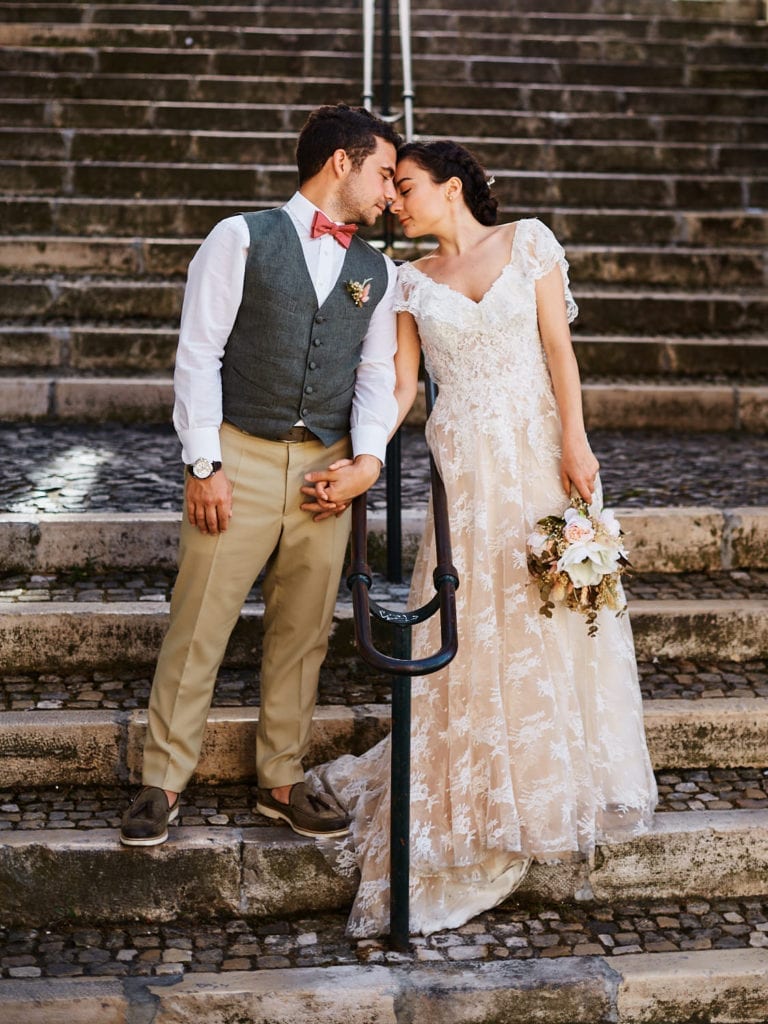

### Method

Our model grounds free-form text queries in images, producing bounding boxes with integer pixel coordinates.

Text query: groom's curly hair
[296,103,402,185]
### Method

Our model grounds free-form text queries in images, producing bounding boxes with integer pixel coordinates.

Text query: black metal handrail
[346,375,459,950]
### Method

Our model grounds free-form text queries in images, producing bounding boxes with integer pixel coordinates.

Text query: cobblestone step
[2,657,766,711]
[1,507,766,574]
[4,946,768,1024]
[0,421,765,514]
[1,699,767,789]
[1,375,765,431]
[1,808,768,928]
[2,947,768,1024]
[0,597,765,675]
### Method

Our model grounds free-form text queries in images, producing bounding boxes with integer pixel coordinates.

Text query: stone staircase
[1,0,768,1021]
[0,0,765,429]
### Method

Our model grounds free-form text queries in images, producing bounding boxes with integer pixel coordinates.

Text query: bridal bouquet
[526,497,630,636]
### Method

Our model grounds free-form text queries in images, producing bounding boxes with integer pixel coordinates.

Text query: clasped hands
[185,453,381,535]
[301,453,381,521]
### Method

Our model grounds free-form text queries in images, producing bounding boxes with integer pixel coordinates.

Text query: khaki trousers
[142,422,352,793]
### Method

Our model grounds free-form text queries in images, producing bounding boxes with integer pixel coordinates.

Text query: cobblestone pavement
[2,895,768,978]
[2,568,767,606]
[1,424,767,514]
[2,765,768,836]
[1,657,767,712]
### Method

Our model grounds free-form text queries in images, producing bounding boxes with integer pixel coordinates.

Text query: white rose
[599,509,621,538]
[527,530,550,557]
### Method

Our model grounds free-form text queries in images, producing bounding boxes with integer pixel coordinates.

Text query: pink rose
[563,518,595,544]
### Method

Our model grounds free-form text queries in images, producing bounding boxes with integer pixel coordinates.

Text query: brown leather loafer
[120,786,180,847]
[256,782,350,838]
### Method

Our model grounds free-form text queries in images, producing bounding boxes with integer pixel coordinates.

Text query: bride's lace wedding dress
[313,218,657,937]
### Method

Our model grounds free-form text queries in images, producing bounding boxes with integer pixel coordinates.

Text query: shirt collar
[285,191,344,237]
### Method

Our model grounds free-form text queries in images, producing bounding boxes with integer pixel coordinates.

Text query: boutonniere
[346,278,372,308]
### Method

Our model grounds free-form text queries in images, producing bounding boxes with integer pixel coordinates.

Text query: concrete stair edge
[1,505,766,574]
[1,809,768,926]
[0,598,766,672]
[2,948,768,1024]
[0,377,766,432]
[1,697,766,789]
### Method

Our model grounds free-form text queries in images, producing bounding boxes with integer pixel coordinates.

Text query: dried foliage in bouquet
[526,495,631,637]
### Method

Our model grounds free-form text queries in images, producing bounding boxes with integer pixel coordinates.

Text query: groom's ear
[329,148,351,179]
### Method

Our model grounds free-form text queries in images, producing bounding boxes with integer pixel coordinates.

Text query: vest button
[304,385,313,394]
[312,338,321,346]
[309,361,317,370]
[314,315,326,324]
[302,408,308,416]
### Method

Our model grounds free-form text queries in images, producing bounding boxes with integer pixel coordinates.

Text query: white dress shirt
[172,191,398,466]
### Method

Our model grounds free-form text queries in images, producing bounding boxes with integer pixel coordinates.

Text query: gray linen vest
[221,209,389,446]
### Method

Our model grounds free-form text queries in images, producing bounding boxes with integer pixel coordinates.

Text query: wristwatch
[186,457,222,480]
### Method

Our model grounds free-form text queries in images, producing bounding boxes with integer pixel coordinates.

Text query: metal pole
[389,626,412,950]
[398,0,414,141]
[362,0,375,110]
[385,432,403,583]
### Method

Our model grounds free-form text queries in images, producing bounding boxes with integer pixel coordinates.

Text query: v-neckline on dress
[404,221,523,307]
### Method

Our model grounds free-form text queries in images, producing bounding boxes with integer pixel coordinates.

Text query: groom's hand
[186,471,233,534]
[301,454,381,522]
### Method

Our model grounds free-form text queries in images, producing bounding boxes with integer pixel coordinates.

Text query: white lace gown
[313,218,658,937]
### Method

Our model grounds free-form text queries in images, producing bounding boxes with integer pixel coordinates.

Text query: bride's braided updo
[397,140,498,226]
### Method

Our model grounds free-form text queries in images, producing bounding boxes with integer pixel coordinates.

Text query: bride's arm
[389,311,421,440]
[535,268,599,504]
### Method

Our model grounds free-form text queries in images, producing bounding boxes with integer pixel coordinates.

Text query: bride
[310,140,657,938]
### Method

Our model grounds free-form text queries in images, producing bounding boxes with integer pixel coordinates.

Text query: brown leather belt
[275,426,321,443]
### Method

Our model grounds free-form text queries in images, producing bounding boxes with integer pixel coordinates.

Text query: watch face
[192,457,213,478]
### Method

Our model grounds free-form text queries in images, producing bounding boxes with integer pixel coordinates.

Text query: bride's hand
[560,435,599,504]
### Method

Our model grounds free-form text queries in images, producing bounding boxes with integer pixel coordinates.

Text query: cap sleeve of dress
[393,262,422,316]
[520,218,578,324]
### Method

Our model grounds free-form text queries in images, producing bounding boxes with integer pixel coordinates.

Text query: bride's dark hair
[397,140,498,226]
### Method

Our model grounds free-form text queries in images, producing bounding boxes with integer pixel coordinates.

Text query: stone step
[0,0,761,17]
[3,97,768,148]
[0,198,763,249]
[1,0,766,38]
[3,325,766,380]
[0,271,764,333]
[4,127,767,176]
[3,948,768,1024]
[1,236,762,290]
[0,9,765,42]
[3,159,765,213]
[2,23,766,68]
[2,44,767,90]
[1,375,766,431]
[1,699,766,789]
[3,70,763,119]
[2,506,766,575]
[0,597,765,674]
[1,808,768,927]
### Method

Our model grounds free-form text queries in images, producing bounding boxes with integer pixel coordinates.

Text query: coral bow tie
[310,211,358,249]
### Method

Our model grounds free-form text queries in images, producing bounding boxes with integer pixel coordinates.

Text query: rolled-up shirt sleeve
[349,255,398,464]
[172,216,248,465]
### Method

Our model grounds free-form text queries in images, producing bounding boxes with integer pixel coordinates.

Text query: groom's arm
[302,257,398,518]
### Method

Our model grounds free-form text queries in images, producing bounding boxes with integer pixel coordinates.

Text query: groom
[121,104,402,847]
